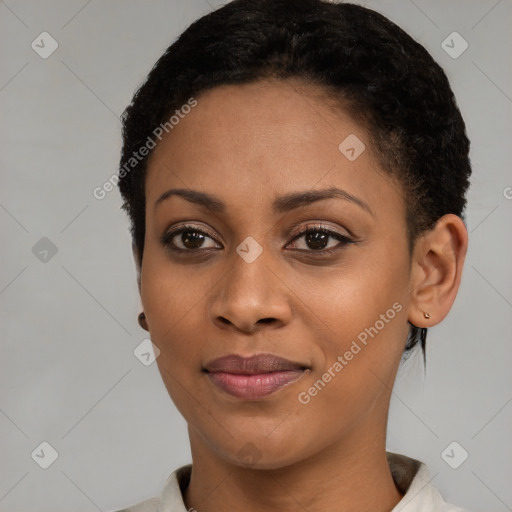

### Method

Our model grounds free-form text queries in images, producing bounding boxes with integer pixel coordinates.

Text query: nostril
[258,318,275,324]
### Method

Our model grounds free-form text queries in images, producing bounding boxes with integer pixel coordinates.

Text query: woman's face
[141,79,413,469]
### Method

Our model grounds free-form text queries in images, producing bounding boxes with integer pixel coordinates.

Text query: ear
[132,241,142,295]
[408,214,468,328]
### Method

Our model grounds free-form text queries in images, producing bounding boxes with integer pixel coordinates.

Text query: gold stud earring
[423,312,431,319]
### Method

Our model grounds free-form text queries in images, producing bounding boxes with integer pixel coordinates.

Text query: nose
[209,247,292,334]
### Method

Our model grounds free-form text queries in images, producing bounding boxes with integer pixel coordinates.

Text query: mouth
[203,353,310,400]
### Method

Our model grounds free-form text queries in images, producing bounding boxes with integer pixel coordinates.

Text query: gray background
[1,0,511,510]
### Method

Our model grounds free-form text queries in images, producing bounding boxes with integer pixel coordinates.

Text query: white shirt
[112,452,467,512]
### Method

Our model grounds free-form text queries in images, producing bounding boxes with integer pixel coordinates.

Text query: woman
[114,0,470,510]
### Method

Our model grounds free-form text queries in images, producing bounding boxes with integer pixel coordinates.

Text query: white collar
[116,452,466,512]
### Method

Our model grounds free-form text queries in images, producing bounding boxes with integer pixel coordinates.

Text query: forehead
[145,79,403,218]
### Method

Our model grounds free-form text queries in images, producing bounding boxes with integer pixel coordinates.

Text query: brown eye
[303,230,331,250]
[177,230,207,249]
[161,226,219,251]
[288,227,353,253]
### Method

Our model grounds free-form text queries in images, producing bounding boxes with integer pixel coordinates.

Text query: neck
[183,422,402,512]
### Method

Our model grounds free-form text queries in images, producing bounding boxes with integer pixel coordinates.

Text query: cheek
[140,245,226,407]
[302,244,410,391]
[140,252,200,367]
[309,254,409,345]
[291,273,408,446]
[140,242,210,334]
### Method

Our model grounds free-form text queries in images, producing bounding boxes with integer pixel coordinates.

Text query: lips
[203,353,309,400]
[204,353,307,374]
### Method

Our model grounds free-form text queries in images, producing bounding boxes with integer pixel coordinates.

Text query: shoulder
[387,452,469,512]
[108,464,192,512]
[110,497,158,512]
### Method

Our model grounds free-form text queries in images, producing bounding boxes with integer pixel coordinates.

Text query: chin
[204,425,315,471]
[227,446,302,471]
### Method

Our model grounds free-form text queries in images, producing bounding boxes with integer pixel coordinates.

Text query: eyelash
[160,223,354,256]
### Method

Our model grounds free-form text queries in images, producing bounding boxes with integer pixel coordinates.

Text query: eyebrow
[154,186,374,216]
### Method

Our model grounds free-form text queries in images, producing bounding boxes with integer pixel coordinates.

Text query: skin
[135,78,468,512]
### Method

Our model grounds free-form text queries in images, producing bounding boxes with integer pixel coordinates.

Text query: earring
[423,312,431,319]
[138,312,148,330]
